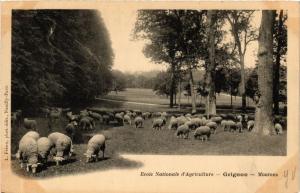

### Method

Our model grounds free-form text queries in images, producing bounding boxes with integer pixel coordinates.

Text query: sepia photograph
[1,1,299,193]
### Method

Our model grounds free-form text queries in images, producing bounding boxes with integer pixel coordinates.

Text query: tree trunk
[253,10,275,135]
[273,10,283,115]
[240,55,247,113]
[178,79,181,110]
[205,10,217,117]
[189,68,197,114]
[169,63,175,108]
[227,14,247,113]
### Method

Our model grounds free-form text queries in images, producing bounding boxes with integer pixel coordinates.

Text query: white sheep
[79,109,89,118]
[176,116,188,126]
[221,120,228,131]
[80,117,94,130]
[247,120,255,131]
[24,118,38,131]
[161,112,168,117]
[17,135,41,173]
[236,122,243,132]
[48,132,73,165]
[168,116,178,130]
[123,114,132,125]
[152,118,164,130]
[85,134,106,163]
[152,112,162,117]
[142,112,151,119]
[275,123,283,135]
[115,113,124,125]
[206,121,218,134]
[23,131,40,141]
[185,113,192,119]
[194,126,211,141]
[225,120,237,132]
[191,117,202,128]
[210,116,223,124]
[160,115,167,125]
[134,116,144,128]
[37,137,53,163]
[88,111,103,122]
[184,120,195,130]
[175,124,190,139]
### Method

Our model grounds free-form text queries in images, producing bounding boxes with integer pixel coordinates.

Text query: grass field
[11,88,286,178]
[105,88,255,108]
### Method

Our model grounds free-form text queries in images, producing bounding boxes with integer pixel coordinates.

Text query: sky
[100,9,261,73]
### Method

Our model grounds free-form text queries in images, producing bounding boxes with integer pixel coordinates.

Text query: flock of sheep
[12,107,285,174]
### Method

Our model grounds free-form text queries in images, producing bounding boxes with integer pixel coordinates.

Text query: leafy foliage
[12,10,114,113]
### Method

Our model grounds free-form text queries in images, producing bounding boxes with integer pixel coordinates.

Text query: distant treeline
[12,10,114,113]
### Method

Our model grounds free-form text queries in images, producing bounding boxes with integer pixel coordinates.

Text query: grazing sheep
[142,112,151,119]
[80,117,94,130]
[236,122,243,133]
[225,120,237,132]
[210,116,222,124]
[85,134,106,163]
[194,126,211,141]
[220,120,228,131]
[65,121,78,140]
[133,110,142,116]
[123,114,132,125]
[206,121,218,134]
[184,120,195,130]
[48,132,73,165]
[176,125,190,139]
[160,115,167,125]
[185,113,192,119]
[23,131,40,141]
[152,118,164,130]
[152,112,162,118]
[247,120,255,131]
[161,112,167,117]
[115,113,124,125]
[275,123,283,135]
[37,137,53,163]
[191,117,202,128]
[134,116,144,128]
[88,111,102,122]
[168,116,178,130]
[16,136,41,173]
[177,116,188,126]
[79,110,89,118]
[236,115,243,122]
[24,118,38,131]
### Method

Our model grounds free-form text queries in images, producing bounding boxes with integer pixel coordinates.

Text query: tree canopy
[12,10,114,113]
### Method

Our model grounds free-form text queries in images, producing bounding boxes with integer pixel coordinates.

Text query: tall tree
[225,10,258,113]
[273,10,287,114]
[253,10,276,135]
[134,10,181,108]
[205,10,217,116]
[134,10,206,111]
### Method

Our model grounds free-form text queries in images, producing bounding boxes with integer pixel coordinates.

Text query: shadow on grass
[11,153,143,179]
